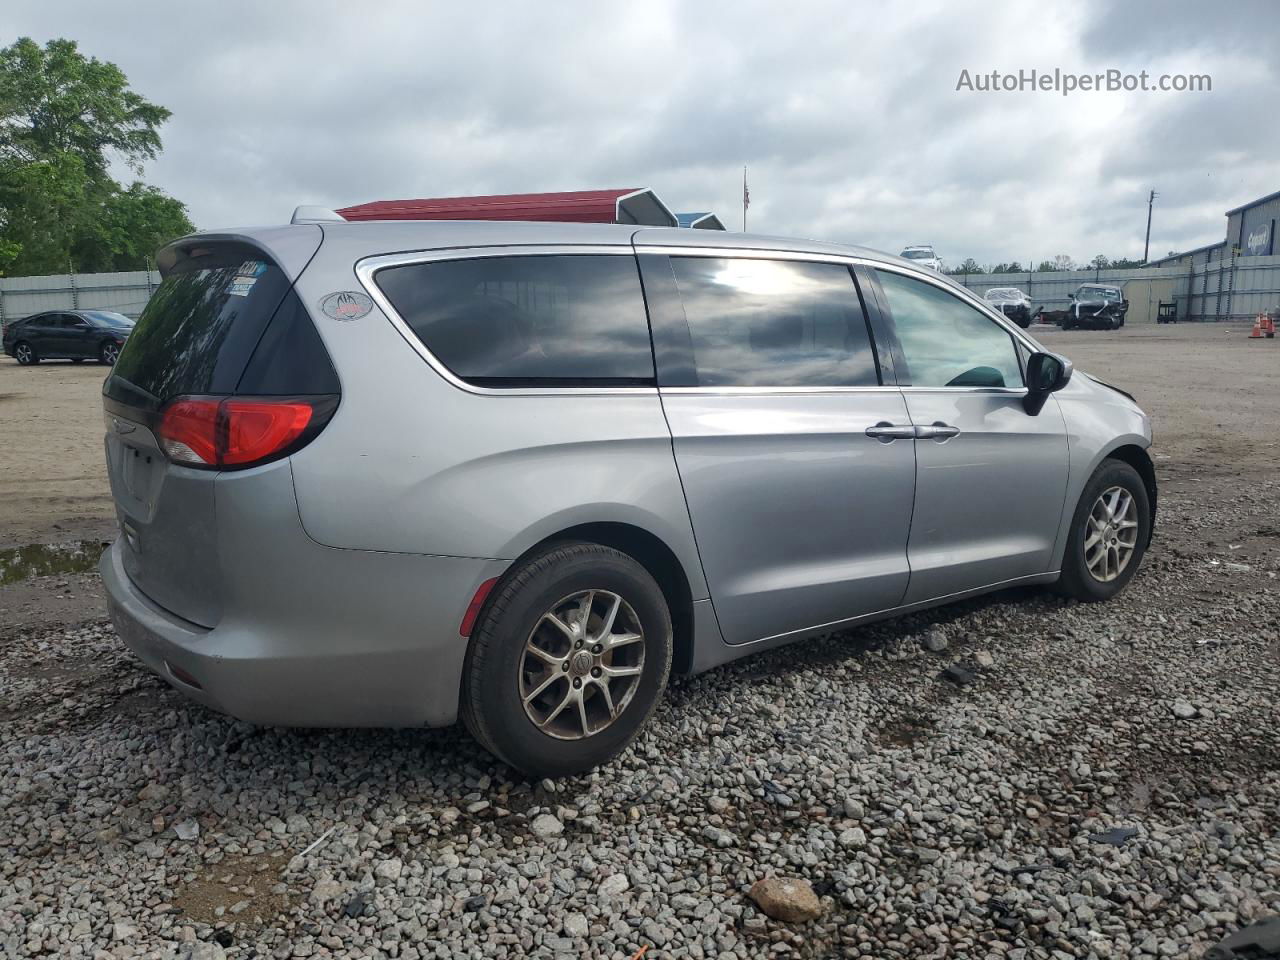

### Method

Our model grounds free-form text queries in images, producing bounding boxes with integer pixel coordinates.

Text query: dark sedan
[2,310,135,365]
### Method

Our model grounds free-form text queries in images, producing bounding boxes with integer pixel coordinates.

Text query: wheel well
[1106,444,1157,542]
[520,522,697,676]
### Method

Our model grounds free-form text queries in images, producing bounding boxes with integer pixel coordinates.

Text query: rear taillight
[157,396,335,469]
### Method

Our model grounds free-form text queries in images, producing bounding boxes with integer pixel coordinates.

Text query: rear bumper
[101,529,507,729]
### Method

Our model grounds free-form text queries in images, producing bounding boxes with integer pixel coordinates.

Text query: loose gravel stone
[922,625,949,652]
[2,460,1278,959]
[530,813,563,839]
[749,877,824,922]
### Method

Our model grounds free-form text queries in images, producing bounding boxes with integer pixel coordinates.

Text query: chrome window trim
[660,385,901,397]
[354,245,658,398]
[356,243,1041,398]
[900,386,1029,396]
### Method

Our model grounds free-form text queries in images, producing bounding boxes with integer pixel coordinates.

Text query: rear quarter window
[374,254,654,387]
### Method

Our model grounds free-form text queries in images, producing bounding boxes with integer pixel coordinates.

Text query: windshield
[984,288,1023,301]
[900,249,934,260]
[1078,286,1121,302]
[86,311,134,329]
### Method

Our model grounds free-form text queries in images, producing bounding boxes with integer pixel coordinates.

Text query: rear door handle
[915,421,961,442]
[865,422,917,443]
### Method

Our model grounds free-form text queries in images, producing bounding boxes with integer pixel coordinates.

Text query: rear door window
[667,257,879,387]
[374,254,654,387]
[108,244,293,409]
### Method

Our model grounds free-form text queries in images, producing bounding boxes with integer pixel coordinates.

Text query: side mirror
[1067,293,1076,300]
[1024,351,1073,415]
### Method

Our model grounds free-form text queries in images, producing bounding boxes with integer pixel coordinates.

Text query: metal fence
[954,266,1181,308]
[1181,254,1280,322]
[0,270,160,329]
[954,256,1280,323]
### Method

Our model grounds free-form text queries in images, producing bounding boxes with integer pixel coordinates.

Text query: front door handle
[915,421,961,442]
[865,422,917,443]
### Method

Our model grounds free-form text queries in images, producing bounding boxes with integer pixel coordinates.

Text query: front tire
[14,341,38,365]
[100,342,121,365]
[461,542,672,778]
[1057,460,1151,601]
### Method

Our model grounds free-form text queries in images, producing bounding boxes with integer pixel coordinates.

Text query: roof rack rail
[291,205,347,224]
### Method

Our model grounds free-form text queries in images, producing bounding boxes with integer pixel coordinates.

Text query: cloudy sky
[4,0,1276,266]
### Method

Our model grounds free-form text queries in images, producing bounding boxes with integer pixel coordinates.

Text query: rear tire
[1057,459,1151,602]
[14,341,38,365]
[461,542,672,778]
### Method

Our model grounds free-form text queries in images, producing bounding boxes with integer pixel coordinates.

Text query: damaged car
[1062,284,1128,330]
[983,287,1033,328]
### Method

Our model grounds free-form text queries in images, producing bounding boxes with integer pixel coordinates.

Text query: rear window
[108,243,294,407]
[374,254,654,387]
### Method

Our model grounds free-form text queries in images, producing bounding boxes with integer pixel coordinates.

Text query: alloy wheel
[519,589,645,740]
[102,343,120,364]
[15,344,33,364]
[1084,485,1139,582]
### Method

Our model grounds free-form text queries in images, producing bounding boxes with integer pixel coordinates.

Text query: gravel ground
[2,324,1279,959]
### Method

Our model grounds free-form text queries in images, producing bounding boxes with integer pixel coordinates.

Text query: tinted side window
[875,270,1022,389]
[668,257,878,387]
[375,255,653,387]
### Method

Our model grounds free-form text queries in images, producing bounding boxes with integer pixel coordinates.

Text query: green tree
[1108,256,1145,270]
[0,38,169,175]
[78,182,195,271]
[946,257,983,276]
[0,37,192,275]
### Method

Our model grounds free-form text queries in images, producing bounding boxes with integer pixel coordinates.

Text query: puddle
[0,541,109,585]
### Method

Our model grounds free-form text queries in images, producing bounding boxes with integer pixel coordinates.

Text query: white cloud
[3,0,1275,266]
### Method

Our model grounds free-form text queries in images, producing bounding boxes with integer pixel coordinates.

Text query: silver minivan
[101,216,1155,776]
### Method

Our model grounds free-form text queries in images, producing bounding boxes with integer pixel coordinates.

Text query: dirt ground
[0,358,117,549]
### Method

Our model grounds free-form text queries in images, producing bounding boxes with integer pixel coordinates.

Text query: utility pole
[1143,189,1158,264]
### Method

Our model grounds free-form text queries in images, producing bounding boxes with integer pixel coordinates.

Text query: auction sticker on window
[320,291,374,321]
[227,260,268,296]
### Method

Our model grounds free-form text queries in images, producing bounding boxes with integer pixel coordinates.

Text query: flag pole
[742,165,748,232]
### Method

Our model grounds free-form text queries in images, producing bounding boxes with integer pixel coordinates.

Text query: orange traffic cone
[1265,314,1276,338]
[1249,315,1264,338]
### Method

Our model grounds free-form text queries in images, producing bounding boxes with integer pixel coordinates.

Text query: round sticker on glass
[320,291,374,321]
